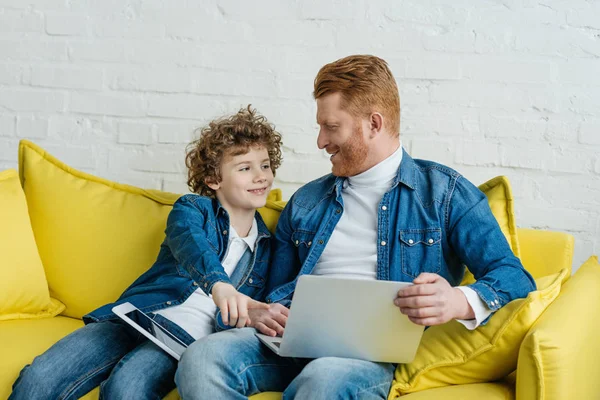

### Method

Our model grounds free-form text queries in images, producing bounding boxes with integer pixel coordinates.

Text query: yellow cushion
[19,140,181,319]
[0,316,84,399]
[0,169,64,321]
[388,268,568,398]
[461,176,520,286]
[516,256,600,400]
[400,381,514,400]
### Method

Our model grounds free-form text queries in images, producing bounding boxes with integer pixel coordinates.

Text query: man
[175,55,536,399]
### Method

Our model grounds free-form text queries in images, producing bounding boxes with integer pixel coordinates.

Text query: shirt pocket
[291,230,316,260]
[399,228,442,278]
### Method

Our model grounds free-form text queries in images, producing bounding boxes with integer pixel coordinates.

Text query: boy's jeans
[10,317,193,400]
[176,327,395,400]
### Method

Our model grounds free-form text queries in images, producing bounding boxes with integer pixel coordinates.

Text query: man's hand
[211,282,270,328]
[394,273,474,326]
[247,303,289,337]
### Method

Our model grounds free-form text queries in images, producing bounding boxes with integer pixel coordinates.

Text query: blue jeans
[175,328,395,400]
[10,318,193,400]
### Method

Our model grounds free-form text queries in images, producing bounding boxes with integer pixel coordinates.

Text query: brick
[0,140,18,162]
[280,131,319,156]
[117,121,154,145]
[31,66,103,90]
[69,93,146,117]
[547,146,595,174]
[0,63,22,84]
[567,5,600,30]
[69,41,127,63]
[162,178,190,195]
[91,17,165,39]
[0,0,67,9]
[147,94,227,120]
[0,115,15,137]
[456,141,501,167]
[517,203,597,233]
[480,115,546,140]
[189,70,277,98]
[0,10,44,33]
[579,121,600,145]
[48,116,84,141]
[500,142,549,170]
[544,120,577,142]
[462,59,557,84]
[125,41,203,66]
[108,66,190,93]
[215,0,297,19]
[557,60,600,86]
[567,88,600,116]
[252,21,336,47]
[155,122,198,144]
[0,39,67,62]
[0,89,65,112]
[16,116,48,139]
[130,149,186,174]
[45,13,88,35]
[404,57,461,80]
[422,29,476,53]
[411,139,454,165]
[595,158,600,175]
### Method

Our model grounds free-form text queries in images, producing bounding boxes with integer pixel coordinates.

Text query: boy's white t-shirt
[156,220,258,340]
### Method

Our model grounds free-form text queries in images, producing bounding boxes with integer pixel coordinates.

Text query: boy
[10,106,283,400]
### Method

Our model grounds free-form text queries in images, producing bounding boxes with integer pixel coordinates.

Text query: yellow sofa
[2,140,600,400]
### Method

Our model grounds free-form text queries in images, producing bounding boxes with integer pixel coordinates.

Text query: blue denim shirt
[85,194,272,332]
[265,150,536,322]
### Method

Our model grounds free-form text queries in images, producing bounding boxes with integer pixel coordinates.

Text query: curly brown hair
[185,105,283,197]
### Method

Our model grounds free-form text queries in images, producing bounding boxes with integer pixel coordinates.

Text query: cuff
[455,286,493,330]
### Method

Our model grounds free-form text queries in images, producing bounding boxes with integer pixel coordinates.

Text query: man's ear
[205,178,220,191]
[369,112,384,138]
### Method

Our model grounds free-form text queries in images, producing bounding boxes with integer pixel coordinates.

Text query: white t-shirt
[156,220,258,340]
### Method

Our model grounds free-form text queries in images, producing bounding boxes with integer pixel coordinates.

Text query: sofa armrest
[516,228,574,278]
[515,257,600,400]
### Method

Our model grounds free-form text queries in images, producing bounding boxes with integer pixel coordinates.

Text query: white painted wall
[0,0,598,270]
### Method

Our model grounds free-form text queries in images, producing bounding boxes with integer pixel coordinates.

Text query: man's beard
[331,124,369,177]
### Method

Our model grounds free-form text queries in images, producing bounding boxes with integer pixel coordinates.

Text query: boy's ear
[205,178,220,191]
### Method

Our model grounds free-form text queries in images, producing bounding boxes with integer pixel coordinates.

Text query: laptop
[256,275,425,363]
[112,302,188,360]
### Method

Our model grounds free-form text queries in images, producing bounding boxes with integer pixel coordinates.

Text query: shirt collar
[229,219,258,252]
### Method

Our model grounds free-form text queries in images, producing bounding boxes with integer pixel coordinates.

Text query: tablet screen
[123,308,188,357]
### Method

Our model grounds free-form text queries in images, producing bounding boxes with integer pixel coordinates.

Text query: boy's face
[208,146,274,215]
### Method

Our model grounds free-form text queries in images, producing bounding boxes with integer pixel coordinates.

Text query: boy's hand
[247,303,289,337]
[212,282,270,328]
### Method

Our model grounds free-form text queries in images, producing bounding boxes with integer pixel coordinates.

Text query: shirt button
[307,241,312,246]
[408,239,414,244]
[318,240,324,245]
[248,278,254,284]
[204,282,208,288]
[166,301,172,305]
[381,206,387,211]
[266,299,272,304]
[193,282,199,287]
[428,238,434,244]
[381,241,387,246]
[223,230,228,235]
[336,209,341,214]
[295,240,299,246]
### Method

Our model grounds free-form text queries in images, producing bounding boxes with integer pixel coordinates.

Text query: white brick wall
[0,0,598,271]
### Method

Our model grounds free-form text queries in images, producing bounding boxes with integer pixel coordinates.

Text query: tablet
[112,302,188,360]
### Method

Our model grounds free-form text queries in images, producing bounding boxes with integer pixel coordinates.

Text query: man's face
[316,92,369,177]
[208,146,274,214]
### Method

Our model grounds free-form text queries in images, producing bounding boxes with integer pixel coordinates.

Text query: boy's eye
[239,167,250,171]
[262,164,271,169]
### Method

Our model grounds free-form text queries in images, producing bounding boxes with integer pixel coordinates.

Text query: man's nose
[317,129,328,150]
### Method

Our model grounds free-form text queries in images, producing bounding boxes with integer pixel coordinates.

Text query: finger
[272,312,288,327]
[256,322,277,337]
[399,306,439,319]
[236,300,248,329]
[220,300,229,326]
[278,305,290,317]
[412,273,440,285]
[229,298,238,327]
[266,319,285,336]
[395,295,436,309]
[398,283,437,298]
[248,299,270,310]
[408,316,443,326]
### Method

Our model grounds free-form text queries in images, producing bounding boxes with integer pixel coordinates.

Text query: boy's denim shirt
[85,193,272,332]
[265,149,536,324]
